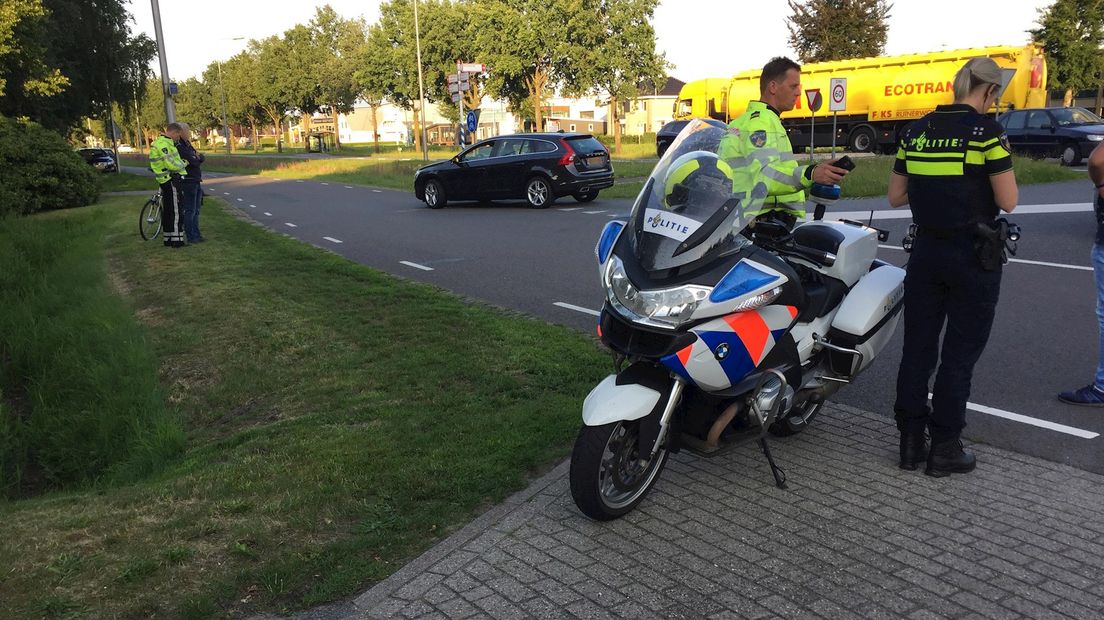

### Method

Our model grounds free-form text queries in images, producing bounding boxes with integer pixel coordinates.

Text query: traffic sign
[448,82,460,94]
[805,88,823,113]
[451,92,461,103]
[168,81,178,95]
[447,73,458,84]
[458,71,469,82]
[829,78,847,112]
[466,111,477,132]
[458,62,485,74]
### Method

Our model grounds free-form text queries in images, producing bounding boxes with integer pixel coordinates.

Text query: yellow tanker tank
[675,45,1047,153]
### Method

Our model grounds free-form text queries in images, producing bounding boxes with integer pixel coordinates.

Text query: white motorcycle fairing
[581,375,662,426]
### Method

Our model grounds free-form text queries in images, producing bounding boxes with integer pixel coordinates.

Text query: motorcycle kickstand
[757,437,788,489]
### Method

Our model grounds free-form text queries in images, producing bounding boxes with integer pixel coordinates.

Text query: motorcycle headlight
[1087,134,1104,142]
[604,256,711,329]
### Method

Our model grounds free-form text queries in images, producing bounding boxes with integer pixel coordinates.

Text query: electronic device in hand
[829,155,855,171]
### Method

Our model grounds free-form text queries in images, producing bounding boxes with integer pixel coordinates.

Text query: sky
[128,0,1054,84]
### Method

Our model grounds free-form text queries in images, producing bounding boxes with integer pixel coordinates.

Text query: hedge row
[0,114,99,219]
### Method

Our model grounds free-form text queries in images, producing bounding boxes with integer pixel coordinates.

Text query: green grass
[97,171,157,193]
[0,208,185,495]
[0,195,609,618]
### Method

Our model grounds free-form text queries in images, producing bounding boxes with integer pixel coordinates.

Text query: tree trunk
[268,113,284,153]
[526,68,547,132]
[1063,87,1074,107]
[612,96,621,156]
[251,120,259,154]
[302,116,312,153]
[1095,83,1103,116]
[371,103,380,154]
[331,103,342,151]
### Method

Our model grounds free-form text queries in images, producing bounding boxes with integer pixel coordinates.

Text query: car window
[523,139,557,154]
[565,136,606,154]
[1050,107,1104,126]
[460,142,495,162]
[1003,111,1026,130]
[493,139,526,157]
[1025,111,1052,130]
[676,99,693,118]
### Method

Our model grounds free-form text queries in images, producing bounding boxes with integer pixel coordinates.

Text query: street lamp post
[413,0,428,161]
[150,0,175,122]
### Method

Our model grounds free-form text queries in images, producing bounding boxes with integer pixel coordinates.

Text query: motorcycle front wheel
[569,420,669,521]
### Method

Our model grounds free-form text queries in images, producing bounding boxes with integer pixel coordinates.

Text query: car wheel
[1060,143,1082,167]
[423,179,446,209]
[573,190,599,203]
[526,176,554,209]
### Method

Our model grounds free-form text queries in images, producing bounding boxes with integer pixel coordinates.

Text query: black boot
[899,423,929,471]
[925,439,976,478]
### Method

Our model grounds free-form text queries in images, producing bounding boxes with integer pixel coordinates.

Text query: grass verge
[0,196,608,618]
[98,172,157,193]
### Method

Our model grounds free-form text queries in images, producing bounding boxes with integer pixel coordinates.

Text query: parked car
[413,133,614,209]
[656,118,728,157]
[998,107,1104,166]
[77,148,117,173]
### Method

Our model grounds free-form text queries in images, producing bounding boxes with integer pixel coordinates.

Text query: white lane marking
[296,180,305,183]
[323,236,343,244]
[964,400,1099,439]
[321,182,329,186]
[608,214,619,218]
[582,210,607,215]
[400,260,434,271]
[832,202,1092,222]
[344,185,353,189]
[554,302,601,317]
[249,204,257,208]
[263,212,272,216]
[560,207,583,212]
[878,244,1091,271]
[223,192,230,195]
[372,189,382,193]
[236,198,243,202]
[284,222,297,228]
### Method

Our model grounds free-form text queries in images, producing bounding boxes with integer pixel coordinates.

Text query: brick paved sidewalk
[298,403,1104,619]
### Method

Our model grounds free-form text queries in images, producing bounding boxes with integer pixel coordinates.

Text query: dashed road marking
[582,210,607,215]
[560,207,583,212]
[323,236,343,244]
[372,190,383,193]
[249,204,257,208]
[344,185,353,189]
[553,302,601,317]
[223,192,230,195]
[236,198,243,202]
[263,212,272,216]
[285,222,297,228]
[296,180,305,183]
[400,260,434,271]
[321,182,329,186]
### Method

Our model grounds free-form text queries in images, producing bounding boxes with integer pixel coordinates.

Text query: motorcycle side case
[792,221,878,287]
[827,264,905,374]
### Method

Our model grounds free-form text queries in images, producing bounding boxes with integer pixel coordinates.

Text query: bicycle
[139,191,162,240]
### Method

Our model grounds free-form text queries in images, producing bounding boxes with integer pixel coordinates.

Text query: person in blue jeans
[1059,142,1104,406]
[174,122,205,243]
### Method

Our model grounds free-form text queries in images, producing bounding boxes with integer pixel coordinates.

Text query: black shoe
[925,439,976,478]
[899,425,929,471]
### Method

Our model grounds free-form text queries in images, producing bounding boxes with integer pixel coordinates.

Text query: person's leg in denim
[1058,243,1104,405]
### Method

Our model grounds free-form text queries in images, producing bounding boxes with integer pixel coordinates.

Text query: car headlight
[604,256,710,329]
[1087,134,1104,142]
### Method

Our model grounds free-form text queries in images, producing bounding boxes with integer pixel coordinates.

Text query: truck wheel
[848,126,876,153]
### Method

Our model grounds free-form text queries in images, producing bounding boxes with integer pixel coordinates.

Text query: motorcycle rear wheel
[569,420,669,521]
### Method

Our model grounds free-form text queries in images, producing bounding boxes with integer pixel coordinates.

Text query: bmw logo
[714,343,730,361]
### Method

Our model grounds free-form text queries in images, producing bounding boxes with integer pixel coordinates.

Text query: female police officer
[887,57,1018,477]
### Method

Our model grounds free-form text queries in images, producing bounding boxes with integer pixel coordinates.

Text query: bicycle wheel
[139,195,162,241]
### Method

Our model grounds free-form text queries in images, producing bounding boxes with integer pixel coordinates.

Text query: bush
[0,114,99,218]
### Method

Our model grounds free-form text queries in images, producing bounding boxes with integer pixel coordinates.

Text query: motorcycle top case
[659,304,797,392]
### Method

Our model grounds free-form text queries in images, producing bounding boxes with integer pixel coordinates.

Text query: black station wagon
[413,133,615,209]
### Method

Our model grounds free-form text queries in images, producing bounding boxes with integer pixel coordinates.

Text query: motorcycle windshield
[629,119,768,272]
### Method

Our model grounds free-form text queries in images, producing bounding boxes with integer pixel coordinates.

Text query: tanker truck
[674,45,1047,153]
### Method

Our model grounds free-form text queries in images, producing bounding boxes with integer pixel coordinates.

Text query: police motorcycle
[569,120,905,521]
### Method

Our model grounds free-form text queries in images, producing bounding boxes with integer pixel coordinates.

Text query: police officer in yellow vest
[719,57,849,228]
[889,58,1018,477]
[149,123,189,248]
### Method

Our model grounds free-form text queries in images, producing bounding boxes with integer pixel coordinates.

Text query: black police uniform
[892,104,1013,447]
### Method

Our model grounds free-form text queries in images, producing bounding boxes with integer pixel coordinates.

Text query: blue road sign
[169,81,179,95]
[466,111,477,133]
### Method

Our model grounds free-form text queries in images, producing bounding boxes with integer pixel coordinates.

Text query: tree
[355,22,395,153]
[785,0,891,63]
[173,77,218,143]
[221,52,268,153]
[251,36,292,152]
[0,0,155,133]
[309,5,366,150]
[474,0,591,132]
[579,0,667,155]
[277,23,327,149]
[1031,0,1104,107]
